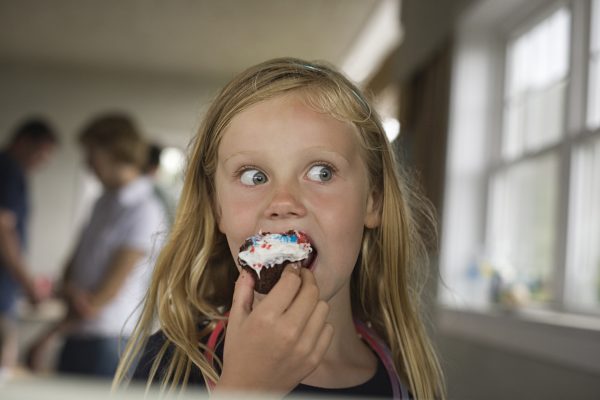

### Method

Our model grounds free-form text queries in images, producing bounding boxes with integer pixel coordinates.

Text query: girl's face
[215,93,380,301]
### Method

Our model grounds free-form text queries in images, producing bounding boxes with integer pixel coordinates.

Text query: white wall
[0,62,221,279]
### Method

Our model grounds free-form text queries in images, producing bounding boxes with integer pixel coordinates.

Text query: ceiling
[0,0,388,83]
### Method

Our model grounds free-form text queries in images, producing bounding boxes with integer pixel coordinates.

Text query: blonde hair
[114,58,445,399]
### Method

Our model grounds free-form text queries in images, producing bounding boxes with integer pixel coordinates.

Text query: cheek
[218,196,246,233]
[330,206,365,267]
[310,181,369,230]
[324,182,369,249]
[214,176,260,236]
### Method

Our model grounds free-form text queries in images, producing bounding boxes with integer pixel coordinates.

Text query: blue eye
[307,165,333,182]
[240,169,268,186]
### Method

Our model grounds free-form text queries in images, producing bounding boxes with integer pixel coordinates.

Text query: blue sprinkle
[253,232,299,244]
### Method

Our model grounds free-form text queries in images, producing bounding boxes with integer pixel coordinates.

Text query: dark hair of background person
[10,117,59,145]
[78,113,148,169]
[145,143,162,174]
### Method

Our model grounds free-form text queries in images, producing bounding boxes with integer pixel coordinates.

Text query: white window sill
[437,305,600,374]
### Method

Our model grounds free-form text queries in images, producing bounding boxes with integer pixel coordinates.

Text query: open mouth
[237,230,318,294]
[238,229,318,271]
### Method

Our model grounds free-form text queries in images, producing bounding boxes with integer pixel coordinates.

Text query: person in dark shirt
[115,59,444,399]
[0,117,58,370]
[133,322,399,398]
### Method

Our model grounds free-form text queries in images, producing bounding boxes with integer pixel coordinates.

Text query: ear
[364,188,382,229]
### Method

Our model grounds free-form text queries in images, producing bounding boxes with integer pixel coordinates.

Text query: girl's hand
[215,265,334,395]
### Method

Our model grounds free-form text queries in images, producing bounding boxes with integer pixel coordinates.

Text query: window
[486,8,570,305]
[564,0,600,311]
[441,0,600,315]
[487,154,560,303]
[567,137,600,310]
[502,8,570,159]
[588,0,600,128]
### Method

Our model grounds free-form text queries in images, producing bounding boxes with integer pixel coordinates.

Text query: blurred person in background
[144,143,175,227]
[0,118,57,373]
[144,142,162,178]
[26,113,166,377]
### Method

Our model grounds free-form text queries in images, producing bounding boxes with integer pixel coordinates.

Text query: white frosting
[238,233,312,278]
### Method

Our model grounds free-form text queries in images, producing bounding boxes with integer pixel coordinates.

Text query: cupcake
[237,230,315,294]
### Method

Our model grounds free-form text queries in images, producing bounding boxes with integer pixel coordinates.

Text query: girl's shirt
[133,326,395,398]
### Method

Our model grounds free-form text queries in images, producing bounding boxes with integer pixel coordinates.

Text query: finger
[283,268,319,326]
[298,266,316,286]
[228,269,255,329]
[256,263,302,315]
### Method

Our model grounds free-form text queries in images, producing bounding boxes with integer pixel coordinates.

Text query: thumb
[229,269,255,327]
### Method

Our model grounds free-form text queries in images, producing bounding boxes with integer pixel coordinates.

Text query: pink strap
[354,319,407,399]
[204,319,226,390]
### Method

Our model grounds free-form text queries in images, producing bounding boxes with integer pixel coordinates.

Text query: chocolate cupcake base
[243,261,293,294]
[237,230,316,295]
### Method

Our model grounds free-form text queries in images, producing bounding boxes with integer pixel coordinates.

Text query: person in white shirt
[27,114,167,377]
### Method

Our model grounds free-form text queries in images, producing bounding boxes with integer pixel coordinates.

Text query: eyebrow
[222,150,260,164]
[303,147,352,165]
[222,147,352,166]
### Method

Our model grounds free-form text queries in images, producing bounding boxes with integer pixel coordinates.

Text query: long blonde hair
[114,58,445,399]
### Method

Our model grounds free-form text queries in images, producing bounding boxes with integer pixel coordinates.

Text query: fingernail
[283,263,301,276]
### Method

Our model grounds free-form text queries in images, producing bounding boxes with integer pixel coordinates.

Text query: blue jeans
[0,269,19,316]
[58,335,127,378]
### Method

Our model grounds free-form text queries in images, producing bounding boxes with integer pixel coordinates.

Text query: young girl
[115,58,445,399]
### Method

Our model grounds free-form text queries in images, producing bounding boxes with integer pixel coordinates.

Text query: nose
[263,186,307,220]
